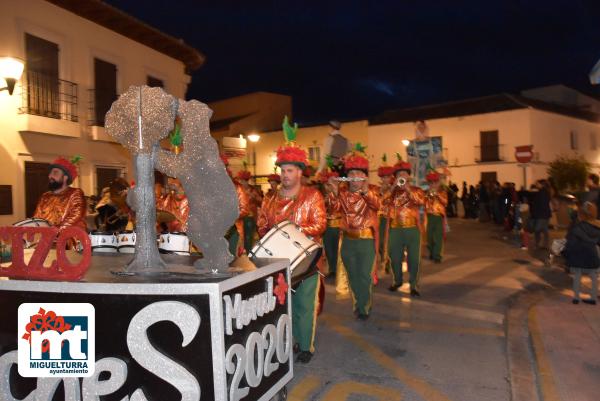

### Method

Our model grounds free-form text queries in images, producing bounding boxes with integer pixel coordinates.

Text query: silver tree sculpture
[156,99,238,271]
[105,86,178,272]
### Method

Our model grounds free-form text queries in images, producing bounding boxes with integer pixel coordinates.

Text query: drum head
[290,245,322,287]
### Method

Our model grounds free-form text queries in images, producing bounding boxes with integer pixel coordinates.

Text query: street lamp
[401,139,410,146]
[0,57,25,95]
[246,133,260,176]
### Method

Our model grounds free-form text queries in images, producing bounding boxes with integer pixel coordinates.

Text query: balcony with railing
[474,144,506,163]
[16,70,80,137]
[88,88,118,142]
[19,70,78,122]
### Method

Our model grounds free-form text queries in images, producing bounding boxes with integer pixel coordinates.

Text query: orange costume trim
[33,187,87,232]
[425,189,448,216]
[327,185,380,235]
[385,185,426,228]
[157,192,190,231]
[257,186,326,241]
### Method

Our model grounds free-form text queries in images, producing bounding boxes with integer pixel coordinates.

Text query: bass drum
[89,231,117,253]
[117,231,136,254]
[13,218,50,228]
[158,232,190,256]
[250,220,322,287]
[12,218,51,248]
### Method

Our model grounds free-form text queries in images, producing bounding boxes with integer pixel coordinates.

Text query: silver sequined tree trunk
[127,147,165,272]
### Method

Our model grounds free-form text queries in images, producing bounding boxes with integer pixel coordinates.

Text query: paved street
[286,218,600,401]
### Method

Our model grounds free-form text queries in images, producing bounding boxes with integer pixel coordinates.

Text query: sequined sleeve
[236,183,250,218]
[410,187,426,206]
[437,190,448,207]
[363,188,380,212]
[60,188,87,230]
[300,190,327,238]
[257,195,271,237]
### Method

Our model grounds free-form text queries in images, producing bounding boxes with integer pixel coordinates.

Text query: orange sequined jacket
[257,186,326,240]
[328,186,380,233]
[425,189,448,216]
[385,186,425,228]
[157,193,190,231]
[33,187,87,231]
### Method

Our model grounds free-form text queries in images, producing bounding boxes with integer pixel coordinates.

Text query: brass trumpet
[396,177,407,187]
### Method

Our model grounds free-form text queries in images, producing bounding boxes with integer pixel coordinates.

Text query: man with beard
[33,157,86,233]
[257,117,326,364]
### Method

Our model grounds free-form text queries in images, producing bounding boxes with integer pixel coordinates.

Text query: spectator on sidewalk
[584,173,600,219]
[530,179,552,249]
[563,201,600,305]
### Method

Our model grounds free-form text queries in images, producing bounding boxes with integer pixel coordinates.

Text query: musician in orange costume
[237,166,263,252]
[385,160,426,296]
[221,155,250,256]
[257,116,326,364]
[425,170,448,263]
[265,172,281,201]
[157,177,189,232]
[33,157,86,234]
[326,144,380,320]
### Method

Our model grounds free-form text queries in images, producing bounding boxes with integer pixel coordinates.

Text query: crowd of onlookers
[444,174,600,305]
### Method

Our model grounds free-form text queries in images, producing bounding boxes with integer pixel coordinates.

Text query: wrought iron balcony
[18,70,78,122]
[474,144,506,163]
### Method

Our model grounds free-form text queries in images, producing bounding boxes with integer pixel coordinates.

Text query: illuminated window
[570,131,578,150]
[308,146,320,162]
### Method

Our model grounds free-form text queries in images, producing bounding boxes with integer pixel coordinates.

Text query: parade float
[0,86,294,401]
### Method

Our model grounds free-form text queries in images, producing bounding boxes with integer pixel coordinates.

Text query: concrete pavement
[284,218,599,401]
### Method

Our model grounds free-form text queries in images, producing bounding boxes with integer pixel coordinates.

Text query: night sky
[106,0,600,125]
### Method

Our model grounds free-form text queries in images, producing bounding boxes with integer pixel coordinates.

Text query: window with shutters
[308,146,320,163]
[570,131,578,150]
[90,58,117,126]
[147,76,164,88]
[20,33,78,122]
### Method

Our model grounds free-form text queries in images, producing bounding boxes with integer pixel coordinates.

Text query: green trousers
[427,214,444,261]
[341,237,375,315]
[323,226,340,274]
[292,273,319,353]
[388,226,421,290]
[227,226,239,256]
[243,216,257,253]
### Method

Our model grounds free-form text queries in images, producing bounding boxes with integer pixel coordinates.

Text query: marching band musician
[317,165,340,278]
[222,155,251,257]
[265,172,281,201]
[326,144,380,320]
[377,154,396,273]
[237,166,262,253]
[425,170,448,263]
[385,160,425,296]
[257,117,326,364]
[33,157,86,234]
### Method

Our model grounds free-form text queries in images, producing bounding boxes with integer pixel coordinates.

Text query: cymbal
[156,209,177,223]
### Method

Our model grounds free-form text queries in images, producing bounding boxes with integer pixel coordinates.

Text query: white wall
[0,0,192,225]
[368,109,532,186]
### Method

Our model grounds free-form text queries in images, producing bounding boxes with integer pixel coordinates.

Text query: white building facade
[250,87,600,190]
[0,0,203,225]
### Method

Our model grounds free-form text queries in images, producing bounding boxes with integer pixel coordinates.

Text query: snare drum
[158,232,190,256]
[89,231,117,253]
[117,231,136,253]
[12,218,51,248]
[250,220,322,287]
[13,218,51,228]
